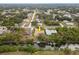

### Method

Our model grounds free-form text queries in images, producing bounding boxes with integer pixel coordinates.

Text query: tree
[37,35,47,41]
[0,32,23,45]
[44,20,59,26]
[31,21,37,26]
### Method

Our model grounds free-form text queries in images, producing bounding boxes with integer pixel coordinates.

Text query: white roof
[63,20,69,23]
[0,31,3,34]
[0,26,7,34]
[45,29,57,35]
[36,19,40,22]
[66,22,74,26]
[64,14,72,18]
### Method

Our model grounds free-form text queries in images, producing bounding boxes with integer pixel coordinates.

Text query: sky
[0,0,79,3]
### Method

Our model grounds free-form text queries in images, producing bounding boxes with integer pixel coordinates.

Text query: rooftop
[45,29,57,35]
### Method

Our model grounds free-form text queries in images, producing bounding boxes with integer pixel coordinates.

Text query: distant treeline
[0,4,79,9]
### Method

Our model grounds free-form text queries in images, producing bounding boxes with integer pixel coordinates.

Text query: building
[63,13,72,18]
[63,20,75,28]
[45,29,57,35]
[36,19,40,23]
[0,26,8,34]
[20,19,30,28]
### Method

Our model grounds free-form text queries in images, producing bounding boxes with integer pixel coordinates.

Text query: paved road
[21,10,36,29]
[28,10,36,28]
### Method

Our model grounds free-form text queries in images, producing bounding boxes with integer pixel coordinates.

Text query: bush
[44,20,59,26]
[0,45,17,53]
[60,48,71,55]
[31,21,37,26]
[26,39,34,45]
[19,44,38,53]
[0,32,23,45]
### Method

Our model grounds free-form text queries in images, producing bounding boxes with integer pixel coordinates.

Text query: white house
[36,19,40,23]
[63,20,75,28]
[63,13,72,18]
[45,29,57,35]
[0,26,8,34]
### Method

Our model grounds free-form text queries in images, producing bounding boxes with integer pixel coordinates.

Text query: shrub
[0,45,17,53]
[19,44,38,53]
